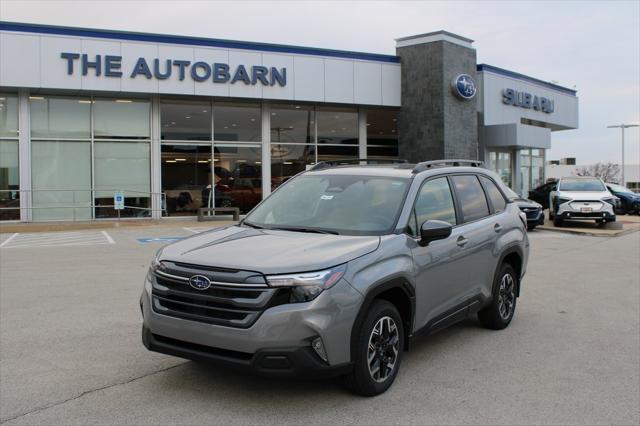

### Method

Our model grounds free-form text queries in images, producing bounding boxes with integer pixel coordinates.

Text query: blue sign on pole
[114,191,125,210]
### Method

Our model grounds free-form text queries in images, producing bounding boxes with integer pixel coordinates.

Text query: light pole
[606,123,639,186]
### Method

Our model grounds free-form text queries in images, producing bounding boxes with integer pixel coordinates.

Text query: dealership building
[0,22,579,222]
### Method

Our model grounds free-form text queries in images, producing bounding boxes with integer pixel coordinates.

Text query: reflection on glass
[0,94,19,138]
[31,141,92,221]
[487,151,512,187]
[451,175,490,222]
[317,107,358,144]
[317,145,358,163]
[30,96,91,139]
[271,144,316,189]
[161,145,212,216]
[214,101,261,142]
[161,101,211,141]
[94,98,150,139]
[213,145,262,214]
[366,108,398,148]
[270,104,315,143]
[0,141,20,220]
[94,142,151,218]
[415,177,457,227]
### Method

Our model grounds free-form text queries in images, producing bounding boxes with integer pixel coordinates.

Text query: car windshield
[559,178,605,192]
[244,174,410,235]
[607,183,635,194]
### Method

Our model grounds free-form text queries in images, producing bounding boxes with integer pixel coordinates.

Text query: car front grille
[568,200,603,211]
[519,207,541,218]
[150,261,287,328]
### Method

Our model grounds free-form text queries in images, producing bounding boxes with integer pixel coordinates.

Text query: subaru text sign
[502,88,554,113]
[60,53,287,86]
[451,74,477,100]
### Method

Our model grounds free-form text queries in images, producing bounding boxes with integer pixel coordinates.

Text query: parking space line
[101,231,115,244]
[0,233,19,248]
[183,227,198,234]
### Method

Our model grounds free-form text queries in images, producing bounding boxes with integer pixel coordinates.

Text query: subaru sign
[60,52,287,86]
[502,88,554,113]
[451,74,477,100]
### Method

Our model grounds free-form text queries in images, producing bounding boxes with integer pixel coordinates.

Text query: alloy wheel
[497,273,516,320]
[367,316,400,382]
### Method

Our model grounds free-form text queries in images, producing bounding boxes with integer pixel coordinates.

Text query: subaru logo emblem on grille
[189,275,211,290]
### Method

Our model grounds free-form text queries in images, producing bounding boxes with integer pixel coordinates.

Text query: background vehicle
[549,176,616,226]
[505,187,544,230]
[606,183,640,215]
[141,160,529,396]
[528,180,557,209]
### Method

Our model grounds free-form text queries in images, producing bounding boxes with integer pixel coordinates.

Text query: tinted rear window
[480,176,507,212]
[451,175,490,222]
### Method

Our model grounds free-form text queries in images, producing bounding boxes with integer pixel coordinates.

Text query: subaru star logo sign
[452,74,477,100]
[189,275,211,291]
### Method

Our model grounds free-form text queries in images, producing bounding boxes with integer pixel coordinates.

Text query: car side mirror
[419,220,452,246]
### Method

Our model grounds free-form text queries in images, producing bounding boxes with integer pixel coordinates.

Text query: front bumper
[522,209,544,226]
[141,276,363,371]
[556,201,616,221]
[142,326,352,378]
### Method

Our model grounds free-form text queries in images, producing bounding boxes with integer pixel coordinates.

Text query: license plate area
[580,207,593,213]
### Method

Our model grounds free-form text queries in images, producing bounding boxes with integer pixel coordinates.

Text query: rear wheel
[478,263,517,330]
[345,300,403,396]
[553,216,563,227]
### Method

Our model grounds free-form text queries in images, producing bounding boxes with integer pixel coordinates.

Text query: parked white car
[549,177,617,227]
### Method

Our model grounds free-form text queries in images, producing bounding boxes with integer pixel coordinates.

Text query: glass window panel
[31,141,92,221]
[214,101,261,142]
[271,144,316,189]
[317,145,358,162]
[270,104,314,144]
[94,98,150,139]
[161,145,212,216]
[367,146,399,158]
[0,94,19,138]
[366,109,398,146]
[414,177,457,228]
[214,145,262,214]
[161,101,211,141]
[317,107,358,145]
[451,175,490,222]
[0,141,20,220]
[480,176,507,213]
[94,142,150,218]
[30,96,91,139]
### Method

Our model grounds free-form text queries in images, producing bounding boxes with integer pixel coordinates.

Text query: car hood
[514,198,541,208]
[556,190,612,200]
[159,225,380,275]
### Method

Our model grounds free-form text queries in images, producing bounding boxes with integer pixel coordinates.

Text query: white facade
[0,30,401,106]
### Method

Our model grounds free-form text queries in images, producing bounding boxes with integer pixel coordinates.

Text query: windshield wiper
[242,221,264,229]
[269,226,339,235]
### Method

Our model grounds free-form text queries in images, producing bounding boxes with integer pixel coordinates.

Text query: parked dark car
[606,183,640,215]
[528,180,557,209]
[505,187,544,230]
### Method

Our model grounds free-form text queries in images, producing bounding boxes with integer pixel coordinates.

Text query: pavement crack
[0,362,187,424]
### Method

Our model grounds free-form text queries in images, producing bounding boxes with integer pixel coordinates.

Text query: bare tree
[575,162,620,183]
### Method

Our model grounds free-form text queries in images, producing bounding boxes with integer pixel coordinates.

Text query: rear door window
[451,175,490,222]
[479,176,507,213]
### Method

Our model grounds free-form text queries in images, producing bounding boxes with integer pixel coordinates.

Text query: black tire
[478,263,518,330]
[553,216,563,227]
[345,300,404,396]
[527,225,536,231]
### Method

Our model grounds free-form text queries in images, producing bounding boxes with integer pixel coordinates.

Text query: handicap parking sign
[114,191,125,210]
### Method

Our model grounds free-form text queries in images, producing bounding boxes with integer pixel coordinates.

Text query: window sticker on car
[320,195,334,200]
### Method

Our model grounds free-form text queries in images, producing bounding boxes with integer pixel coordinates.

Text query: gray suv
[141,159,529,396]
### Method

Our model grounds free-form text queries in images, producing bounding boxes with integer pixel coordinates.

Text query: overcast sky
[2,0,639,164]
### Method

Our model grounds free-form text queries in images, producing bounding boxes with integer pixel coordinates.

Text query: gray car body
[141,165,529,368]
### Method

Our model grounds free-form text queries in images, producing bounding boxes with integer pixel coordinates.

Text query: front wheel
[478,263,518,330]
[345,300,404,396]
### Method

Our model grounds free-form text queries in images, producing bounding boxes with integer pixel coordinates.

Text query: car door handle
[456,236,468,247]
[494,223,503,233]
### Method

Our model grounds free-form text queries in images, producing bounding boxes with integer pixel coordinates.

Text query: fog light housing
[312,337,328,363]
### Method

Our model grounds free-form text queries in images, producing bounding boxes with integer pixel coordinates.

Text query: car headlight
[266,264,347,303]
[147,248,165,281]
[602,196,618,207]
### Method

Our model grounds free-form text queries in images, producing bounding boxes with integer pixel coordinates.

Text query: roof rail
[412,159,483,174]
[309,158,408,171]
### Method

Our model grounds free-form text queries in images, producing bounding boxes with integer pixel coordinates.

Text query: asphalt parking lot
[1,225,639,425]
